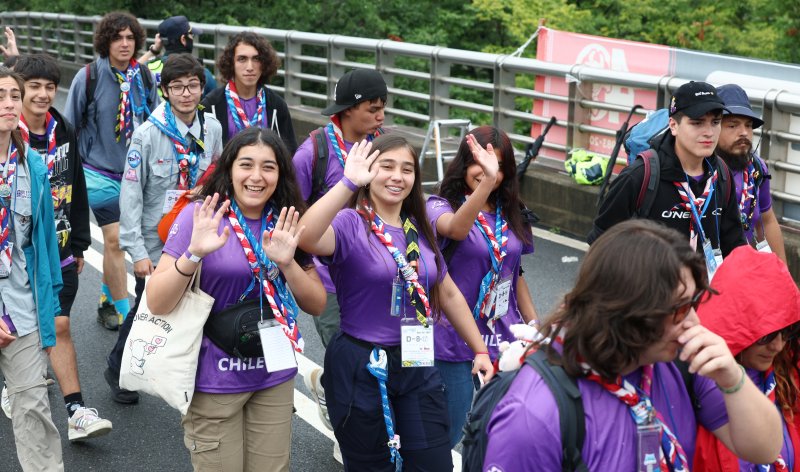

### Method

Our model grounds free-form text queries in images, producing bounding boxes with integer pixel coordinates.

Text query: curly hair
[216,32,280,86]
[437,125,532,245]
[93,12,146,59]
[536,219,710,381]
[769,343,800,421]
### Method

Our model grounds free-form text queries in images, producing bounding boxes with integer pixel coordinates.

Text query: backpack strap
[82,62,98,130]
[635,148,660,217]
[307,127,329,205]
[526,350,588,472]
[712,155,732,206]
[673,359,701,413]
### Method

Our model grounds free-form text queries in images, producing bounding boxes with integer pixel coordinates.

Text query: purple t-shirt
[328,209,445,346]
[226,94,260,141]
[163,202,296,394]
[731,157,772,243]
[293,132,354,293]
[426,196,534,362]
[484,362,729,471]
[740,367,794,471]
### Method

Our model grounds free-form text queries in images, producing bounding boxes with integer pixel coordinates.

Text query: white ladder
[419,119,471,186]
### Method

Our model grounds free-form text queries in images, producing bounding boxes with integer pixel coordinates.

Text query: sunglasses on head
[670,288,711,325]
[756,322,800,345]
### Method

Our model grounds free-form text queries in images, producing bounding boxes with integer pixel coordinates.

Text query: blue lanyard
[682,159,718,244]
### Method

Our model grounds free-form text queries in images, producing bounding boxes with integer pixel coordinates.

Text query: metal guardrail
[4,11,800,223]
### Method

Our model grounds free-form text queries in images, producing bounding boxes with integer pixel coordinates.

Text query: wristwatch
[149,45,161,55]
[184,250,202,263]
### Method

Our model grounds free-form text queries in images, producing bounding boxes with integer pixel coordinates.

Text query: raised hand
[0,27,18,59]
[187,193,231,258]
[263,206,305,269]
[466,133,499,183]
[343,140,380,187]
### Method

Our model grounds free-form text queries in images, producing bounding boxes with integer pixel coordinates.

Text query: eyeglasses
[167,82,202,95]
[756,323,800,345]
[670,288,711,325]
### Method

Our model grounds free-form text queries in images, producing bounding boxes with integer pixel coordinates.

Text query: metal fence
[4,11,800,224]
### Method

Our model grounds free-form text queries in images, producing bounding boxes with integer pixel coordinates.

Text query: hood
[697,245,800,355]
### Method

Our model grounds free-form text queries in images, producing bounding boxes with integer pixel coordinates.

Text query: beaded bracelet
[717,364,746,394]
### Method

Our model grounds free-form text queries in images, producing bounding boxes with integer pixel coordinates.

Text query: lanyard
[472,200,508,319]
[19,113,57,178]
[227,200,303,352]
[148,103,206,190]
[224,81,266,132]
[325,114,381,169]
[673,162,718,248]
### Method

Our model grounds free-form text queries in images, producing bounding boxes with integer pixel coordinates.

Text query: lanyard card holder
[390,270,404,317]
[702,240,722,281]
[258,319,297,373]
[636,422,662,472]
[491,275,513,320]
[756,239,772,253]
[400,317,434,368]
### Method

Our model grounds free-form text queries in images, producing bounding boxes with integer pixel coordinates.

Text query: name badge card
[702,240,721,281]
[636,423,662,472]
[756,239,772,254]
[258,319,297,373]
[162,190,184,215]
[400,318,434,368]
[492,276,513,320]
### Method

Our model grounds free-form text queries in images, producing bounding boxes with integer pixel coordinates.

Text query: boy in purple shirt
[483,219,782,471]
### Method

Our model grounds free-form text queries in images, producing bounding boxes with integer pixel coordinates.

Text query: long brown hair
[0,66,26,166]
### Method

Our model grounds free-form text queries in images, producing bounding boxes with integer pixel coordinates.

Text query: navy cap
[717,84,764,129]
[158,16,201,42]
[669,81,726,119]
[322,69,387,116]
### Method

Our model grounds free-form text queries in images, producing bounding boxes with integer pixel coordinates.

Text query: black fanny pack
[204,298,274,360]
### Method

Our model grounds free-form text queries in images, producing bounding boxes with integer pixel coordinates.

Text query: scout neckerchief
[325,114,381,168]
[738,159,759,232]
[0,142,18,272]
[357,202,430,328]
[366,348,403,471]
[757,368,788,472]
[19,113,57,178]
[147,103,206,190]
[227,199,304,352]
[584,363,689,472]
[111,59,150,146]
[224,80,266,132]
[472,198,508,319]
[673,161,717,251]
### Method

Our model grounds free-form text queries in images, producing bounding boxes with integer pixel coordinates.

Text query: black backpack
[81,61,155,129]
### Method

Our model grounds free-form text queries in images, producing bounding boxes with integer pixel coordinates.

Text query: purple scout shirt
[226,94,260,141]
[328,208,445,346]
[484,361,729,471]
[163,202,296,394]
[741,367,794,471]
[293,131,354,293]
[731,157,772,243]
[426,195,534,362]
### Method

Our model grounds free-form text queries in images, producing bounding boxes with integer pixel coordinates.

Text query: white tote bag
[120,265,214,415]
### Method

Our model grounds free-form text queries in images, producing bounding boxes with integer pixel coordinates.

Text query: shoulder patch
[124,168,139,182]
[127,150,142,169]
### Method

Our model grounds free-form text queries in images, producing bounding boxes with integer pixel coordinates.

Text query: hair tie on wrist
[475,351,490,356]
[174,258,194,277]
[717,364,746,394]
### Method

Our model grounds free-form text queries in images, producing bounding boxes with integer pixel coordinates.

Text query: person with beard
[716,84,786,263]
[138,16,217,99]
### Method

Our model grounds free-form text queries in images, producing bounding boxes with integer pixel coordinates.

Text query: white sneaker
[68,407,113,442]
[1,386,10,419]
[333,440,342,464]
[303,368,332,431]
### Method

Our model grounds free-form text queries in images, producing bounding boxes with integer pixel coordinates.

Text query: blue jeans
[436,359,477,448]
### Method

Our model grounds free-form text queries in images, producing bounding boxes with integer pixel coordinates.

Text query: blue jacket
[23,146,63,348]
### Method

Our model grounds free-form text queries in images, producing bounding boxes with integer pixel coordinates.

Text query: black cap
[717,84,764,129]
[158,16,201,42]
[321,69,387,116]
[669,81,726,119]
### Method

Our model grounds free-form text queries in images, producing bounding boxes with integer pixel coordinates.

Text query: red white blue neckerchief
[111,59,150,146]
[673,161,717,250]
[0,143,19,272]
[739,159,759,232]
[224,80,266,132]
[227,199,303,352]
[19,112,57,178]
[472,198,508,320]
[757,368,788,472]
[357,203,430,328]
[325,114,381,168]
[148,103,205,190]
[583,363,690,472]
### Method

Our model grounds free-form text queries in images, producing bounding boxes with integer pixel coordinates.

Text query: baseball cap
[669,81,726,119]
[158,16,202,42]
[321,69,387,116]
[717,84,764,129]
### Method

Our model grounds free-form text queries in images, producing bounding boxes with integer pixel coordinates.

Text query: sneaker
[68,407,113,441]
[303,368,332,431]
[103,368,139,404]
[97,302,119,331]
[1,386,10,419]
[333,440,342,464]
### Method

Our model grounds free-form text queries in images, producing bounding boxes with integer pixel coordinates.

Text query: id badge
[258,319,297,373]
[702,240,719,281]
[636,422,662,472]
[0,242,13,279]
[756,239,772,254]
[492,276,513,320]
[162,189,184,214]
[400,318,434,368]
[390,273,404,317]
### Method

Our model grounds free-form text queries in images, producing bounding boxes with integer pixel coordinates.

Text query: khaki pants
[0,332,63,472]
[181,378,294,472]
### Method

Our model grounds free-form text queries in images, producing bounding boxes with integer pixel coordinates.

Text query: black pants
[106,275,146,377]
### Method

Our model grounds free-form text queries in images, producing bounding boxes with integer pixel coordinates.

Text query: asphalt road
[0,220,585,472]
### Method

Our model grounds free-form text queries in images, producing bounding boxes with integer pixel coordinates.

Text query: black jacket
[27,107,91,263]
[201,85,297,154]
[589,133,746,257]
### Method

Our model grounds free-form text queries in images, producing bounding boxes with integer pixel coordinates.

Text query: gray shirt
[119,102,223,264]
